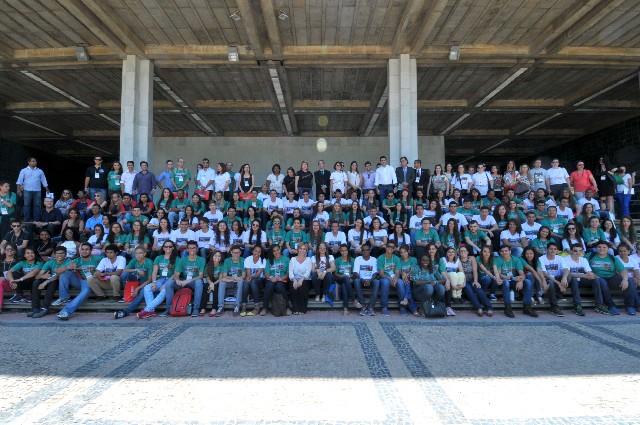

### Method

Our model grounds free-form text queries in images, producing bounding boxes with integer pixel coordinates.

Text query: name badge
[95,172,100,179]
[178,176,184,182]
[115,181,120,186]
[84,271,92,279]
[162,269,168,277]
[0,206,8,215]
[186,273,193,280]
[601,176,606,181]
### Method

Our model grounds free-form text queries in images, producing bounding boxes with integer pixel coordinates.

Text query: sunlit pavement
[1,311,639,424]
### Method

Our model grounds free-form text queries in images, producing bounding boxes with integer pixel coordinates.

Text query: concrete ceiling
[0,0,639,163]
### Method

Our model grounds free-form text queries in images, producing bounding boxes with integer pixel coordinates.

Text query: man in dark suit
[314,160,331,200]
[395,156,416,197]
[412,159,430,196]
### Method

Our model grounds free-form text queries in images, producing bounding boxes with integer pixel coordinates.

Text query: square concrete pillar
[120,55,153,166]
[388,54,418,167]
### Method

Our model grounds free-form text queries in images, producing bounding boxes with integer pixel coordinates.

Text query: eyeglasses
[573,249,583,253]
[567,227,576,230]
[11,225,21,228]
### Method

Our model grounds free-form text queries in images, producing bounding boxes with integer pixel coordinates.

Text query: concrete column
[419,136,445,172]
[388,54,418,166]
[120,55,153,166]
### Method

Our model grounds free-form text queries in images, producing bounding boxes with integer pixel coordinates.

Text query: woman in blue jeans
[458,245,493,317]
[477,245,498,301]
[410,254,446,315]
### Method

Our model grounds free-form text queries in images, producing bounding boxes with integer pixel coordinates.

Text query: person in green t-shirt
[261,245,290,315]
[31,246,70,318]
[7,246,43,304]
[162,240,205,318]
[57,242,103,320]
[589,240,631,315]
[414,217,440,259]
[334,244,355,312]
[398,244,418,316]
[217,245,246,316]
[464,220,491,255]
[493,245,535,318]
[376,241,401,317]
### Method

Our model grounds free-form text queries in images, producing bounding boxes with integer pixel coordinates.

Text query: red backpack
[170,288,193,316]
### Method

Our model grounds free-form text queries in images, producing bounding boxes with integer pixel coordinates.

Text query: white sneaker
[446,307,456,316]
[51,298,69,306]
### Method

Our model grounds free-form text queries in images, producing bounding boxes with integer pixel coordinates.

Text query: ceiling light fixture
[228,46,239,62]
[76,46,89,61]
[278,10,289,20]
[449,46,460,61]
[229,11,241,21]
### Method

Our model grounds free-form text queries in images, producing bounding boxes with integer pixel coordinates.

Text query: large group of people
[0,153,638,321]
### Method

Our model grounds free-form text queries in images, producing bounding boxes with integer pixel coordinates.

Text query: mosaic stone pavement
[1,311,639,425]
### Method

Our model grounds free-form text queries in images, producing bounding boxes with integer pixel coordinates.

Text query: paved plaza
[1,311,639,425]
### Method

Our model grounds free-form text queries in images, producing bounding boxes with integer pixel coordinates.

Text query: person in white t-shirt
[330,162,348,196]
[266,164,285,197]
[545,159,570,199]
[352,245,379,315]
[563,242,600,316]
[521,211,542,243]
[537,243,568,317]
[471,164,494,196]
[244,245,267,315]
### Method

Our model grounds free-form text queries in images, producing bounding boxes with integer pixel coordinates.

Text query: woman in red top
[569,160,598,200]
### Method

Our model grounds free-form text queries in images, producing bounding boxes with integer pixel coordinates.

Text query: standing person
[119,161,137,196]
[0,181,17,238]
[361,161,377,200]
[214,163,231,202]
[237,164,255,200]
[375,156,397,201]
[395,157,416,198]
[330,162,348,198]
[225,162,236,201]
[614,166,635,218]
[530,159,548,192]
[295,161,314,199]
[570,160,598,200]
[16,156,49,222]
[472,164,493,197]
[107,161,123,199]
[131,161,157,201]
[156,159,176,195]
[85,156,108,200]
[314,160,331,200]
[196,158,216,200]
[593,155,616,216]
[266,164,285,198]
[346,161,362,200]
[412,159,429,197]
[171,158,191,196]
[546,159,570,200]
[451,164,473,198]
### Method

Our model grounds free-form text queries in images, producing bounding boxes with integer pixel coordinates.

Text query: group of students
[0,155,638,320]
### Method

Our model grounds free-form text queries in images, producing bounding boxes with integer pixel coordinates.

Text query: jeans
[378,184,394,202]
[599,275,634,308]
[353,278,381,308]
[217,280,245,307]
[165,279,203,310]
[502,277,534,306]
[143,278,170,311]
[243,278,264,305]
[568,278,603,307]
[413,283,445,304]
[60,277,92,316]
[58,270,83,299]
[479,275,498,295]
[508,246,524,258]
[463,281,493,311]
[334,276,354,309]
[22,190,42,221]
[615,192,631,217]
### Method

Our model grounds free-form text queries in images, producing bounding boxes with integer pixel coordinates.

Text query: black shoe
[32,308,49,319]
[550,306,564,317]
[27,309,38,317]
[523,305,539,318]
[504,304,515,318]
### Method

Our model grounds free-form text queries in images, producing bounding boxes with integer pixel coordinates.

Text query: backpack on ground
[170,287,193,316]
[271,293,287,317]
